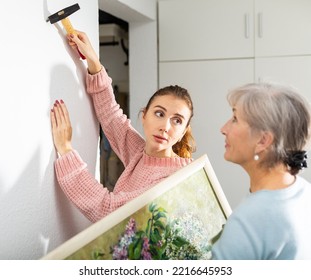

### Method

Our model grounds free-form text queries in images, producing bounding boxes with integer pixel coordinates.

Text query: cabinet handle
[258,12,263,38]
[244,13,250,38]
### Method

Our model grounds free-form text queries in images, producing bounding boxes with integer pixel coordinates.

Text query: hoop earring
[254,154,259,161]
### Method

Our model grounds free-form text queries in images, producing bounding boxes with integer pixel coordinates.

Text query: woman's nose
[220,121,228,135]
[159,119,170,132]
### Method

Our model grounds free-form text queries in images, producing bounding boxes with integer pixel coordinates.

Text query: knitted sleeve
[86,67,145,166]
[54,150,146,222]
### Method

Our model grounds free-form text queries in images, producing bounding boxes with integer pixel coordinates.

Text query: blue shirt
[212,176,311,259]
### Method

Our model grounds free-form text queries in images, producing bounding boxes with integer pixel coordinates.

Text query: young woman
[212,82,311,259]
[50,31,195,223]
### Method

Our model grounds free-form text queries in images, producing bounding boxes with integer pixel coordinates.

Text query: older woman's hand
[50,100,73,156]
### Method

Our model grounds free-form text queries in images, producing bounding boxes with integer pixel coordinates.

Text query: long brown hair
[142,85,196,158]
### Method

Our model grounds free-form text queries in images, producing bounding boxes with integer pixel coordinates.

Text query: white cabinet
[255,0,311,57]
[159,0,311,61]
[255,56,311,95]
[159,0,254,61]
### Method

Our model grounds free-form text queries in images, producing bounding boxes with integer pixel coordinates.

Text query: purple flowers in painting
[108,203,212,260]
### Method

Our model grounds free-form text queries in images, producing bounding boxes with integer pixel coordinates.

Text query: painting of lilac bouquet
[60,159,230,261]
[109,202,213,260]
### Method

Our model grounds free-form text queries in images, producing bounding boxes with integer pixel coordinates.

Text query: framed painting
[41,154,232,260]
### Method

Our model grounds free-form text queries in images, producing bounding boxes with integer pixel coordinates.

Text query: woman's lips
[153,135,168,142]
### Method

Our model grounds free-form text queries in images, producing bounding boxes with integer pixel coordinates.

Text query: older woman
[212,82,311,259]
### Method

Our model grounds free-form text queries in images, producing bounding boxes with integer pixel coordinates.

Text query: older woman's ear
[255,131,274,154]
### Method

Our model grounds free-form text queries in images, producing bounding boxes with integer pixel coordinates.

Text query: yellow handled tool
[47,3,85,60]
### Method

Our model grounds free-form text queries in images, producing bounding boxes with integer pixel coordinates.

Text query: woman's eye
[173,118,182,125]
[155,111,164,117]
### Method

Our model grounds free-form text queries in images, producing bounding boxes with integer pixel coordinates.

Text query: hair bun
[286,151,308,170]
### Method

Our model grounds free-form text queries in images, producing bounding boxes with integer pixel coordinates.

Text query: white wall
[0,0,99,259]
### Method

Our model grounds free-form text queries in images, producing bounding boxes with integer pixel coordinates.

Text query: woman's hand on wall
[50,100,73,156]
[67,30,102,75]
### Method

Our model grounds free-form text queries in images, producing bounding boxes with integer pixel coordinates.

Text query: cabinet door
[255,0,311,57]
[159,59,254,209]
[255,56,311,98]
[159,0,254,61]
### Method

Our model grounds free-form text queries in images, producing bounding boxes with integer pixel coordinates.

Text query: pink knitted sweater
[54,67,193,223]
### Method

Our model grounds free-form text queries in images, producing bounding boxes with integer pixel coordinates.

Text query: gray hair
[227,82,311,175]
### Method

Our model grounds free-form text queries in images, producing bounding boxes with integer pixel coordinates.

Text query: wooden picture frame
[41,154,231,260]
